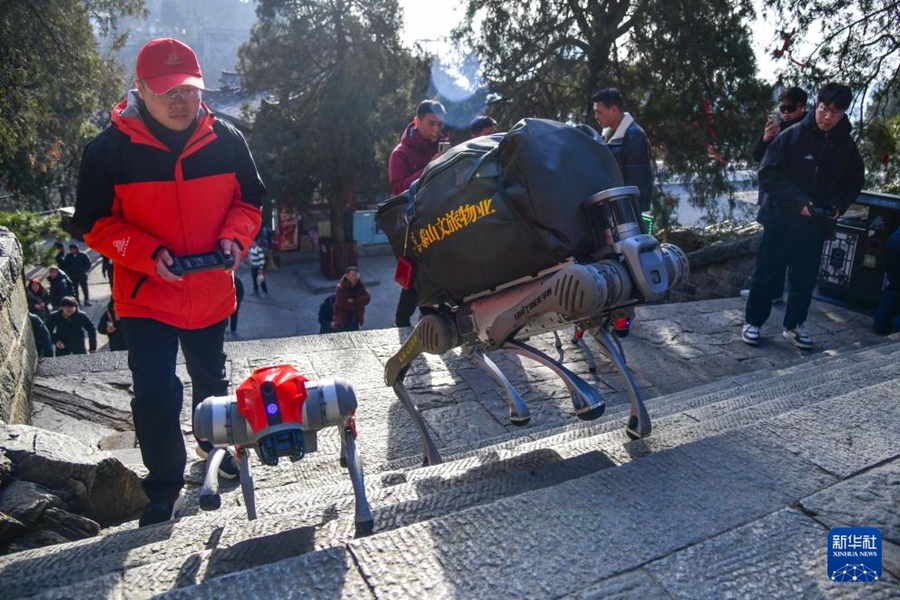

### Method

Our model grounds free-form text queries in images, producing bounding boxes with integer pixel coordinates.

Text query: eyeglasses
[144,85,202,102]
[816,104,845,118]
[779,104,798,113]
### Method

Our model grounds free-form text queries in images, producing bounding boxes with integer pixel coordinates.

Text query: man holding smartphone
[73,38,264,527]
[742,83,864,350]
[388,99,449,327]
[752,86,808,162]
[388,100,448,196]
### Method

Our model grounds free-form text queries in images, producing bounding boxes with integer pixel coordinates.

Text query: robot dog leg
[502,338,606,421]
[384,314,456,465]
[467,346,531,426]
[194,366,374,535]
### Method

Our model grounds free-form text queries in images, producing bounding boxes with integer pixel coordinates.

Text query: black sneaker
[139,491,184,527]
[196,445,240,480]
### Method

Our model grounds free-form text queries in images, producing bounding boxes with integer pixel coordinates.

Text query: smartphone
[438,141,451,154]
[766,114,779,126]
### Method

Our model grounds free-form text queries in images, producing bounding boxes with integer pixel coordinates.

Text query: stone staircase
[1,330,899,598]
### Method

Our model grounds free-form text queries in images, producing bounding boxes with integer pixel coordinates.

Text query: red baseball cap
[136,38,205,94]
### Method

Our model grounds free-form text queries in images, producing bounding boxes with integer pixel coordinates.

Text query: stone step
[180,340,900,510]
[136,339,900,518]
[149,379,900,597]
[8,351,899,598]
[373,341,900,473]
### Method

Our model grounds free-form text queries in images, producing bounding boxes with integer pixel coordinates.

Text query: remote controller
[168,250,236,277]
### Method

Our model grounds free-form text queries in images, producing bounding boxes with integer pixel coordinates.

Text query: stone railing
[668,231,762,303]
[0,227,37,424]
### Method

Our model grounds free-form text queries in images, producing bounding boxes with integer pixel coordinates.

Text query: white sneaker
[783,323,813,349]
[741,324,760,346]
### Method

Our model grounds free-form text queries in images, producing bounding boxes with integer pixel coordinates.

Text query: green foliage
[761,0,899,114]
[455,0,770,222]
[0,211,67,267]
[0,0,145,211]
[860,114,900,194]
[239,0,426,242]
[761,1,900,193]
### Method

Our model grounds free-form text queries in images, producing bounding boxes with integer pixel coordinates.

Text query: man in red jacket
[388,100,448,326]
[388,99,448,196]
[73,38,264,527]
[331,266,371,332]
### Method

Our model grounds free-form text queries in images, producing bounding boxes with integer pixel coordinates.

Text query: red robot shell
[236,364,308,433]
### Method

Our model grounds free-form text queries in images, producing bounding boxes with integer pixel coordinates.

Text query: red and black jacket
[73,92,264,329]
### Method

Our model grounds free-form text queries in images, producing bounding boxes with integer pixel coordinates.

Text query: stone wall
[668,231,762,303]
[0,227,37,424]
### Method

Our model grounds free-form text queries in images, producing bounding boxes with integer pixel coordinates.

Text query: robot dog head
[235,365,309,465]
[195,367,360,466]
[237,364,308,433]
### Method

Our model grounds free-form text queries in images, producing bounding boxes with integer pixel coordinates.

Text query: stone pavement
[10,251,899,597]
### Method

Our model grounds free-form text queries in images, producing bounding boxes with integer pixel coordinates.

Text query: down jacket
[73,91,264,329]
[333,275,370,329]
[388,122,448,195]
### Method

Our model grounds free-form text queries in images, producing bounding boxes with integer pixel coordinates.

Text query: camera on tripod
[193,364,374,534]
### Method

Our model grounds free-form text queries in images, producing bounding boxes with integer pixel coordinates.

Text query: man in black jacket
[46,266,74,309]
[742,83,865,349]
[592,88,653,213]
[46,297,97,356]
[62,244,92,306]
[752,86,808,163]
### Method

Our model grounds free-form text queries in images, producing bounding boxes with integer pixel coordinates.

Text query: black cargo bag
[376,118,624,307]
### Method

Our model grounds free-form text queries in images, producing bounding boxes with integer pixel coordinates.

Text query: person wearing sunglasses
[752,86,808,163]
[73,38,265,527]
[742,82,864,350]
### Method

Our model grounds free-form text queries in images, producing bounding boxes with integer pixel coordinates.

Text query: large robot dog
[384,185,688,465]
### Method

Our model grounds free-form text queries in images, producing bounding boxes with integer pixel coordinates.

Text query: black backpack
[377,118,624,306]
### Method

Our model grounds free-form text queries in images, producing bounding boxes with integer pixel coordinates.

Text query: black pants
[395,288,418,327]
[72,275,89,303]
[873,227,900,334]
[121,317,228,503]
[250,267,268,294]
[745,227,823,330]
[229,304,240,332]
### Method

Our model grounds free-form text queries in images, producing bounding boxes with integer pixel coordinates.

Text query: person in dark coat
[53,242,66,270]
[873,225,900,335]
[98,299,127,351]
[46,266,74,309]
[318,294,336,334]
[29,313,54,358]
[332,266,371,332]
[45,296,97,356]
[25,278,51,321]
[62,244,92,306]
[752,86,808,163]
[742,83,865,350]
[229,277,244,333]
[470,115,497,138]
[592,88,653,213]
[102,255,114,289]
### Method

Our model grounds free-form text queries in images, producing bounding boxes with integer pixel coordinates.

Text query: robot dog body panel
[384,186,689,464]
